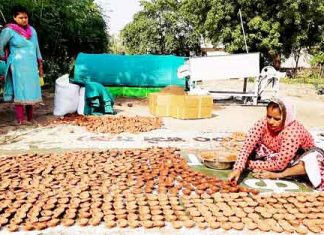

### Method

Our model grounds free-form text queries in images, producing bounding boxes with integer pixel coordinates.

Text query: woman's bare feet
[252,169,282,179]
[27,119,39,126]
[15,120,29,126]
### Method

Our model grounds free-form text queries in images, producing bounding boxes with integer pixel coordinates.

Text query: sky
[95,0,142,35]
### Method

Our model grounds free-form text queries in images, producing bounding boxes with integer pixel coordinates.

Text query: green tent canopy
[72,53,186,88]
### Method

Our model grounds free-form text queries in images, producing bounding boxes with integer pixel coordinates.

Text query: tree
[110,35,126,54]
[0,0,109,83]
[311,52,324,77]
[121,0,201,56]
[181,0,323,68]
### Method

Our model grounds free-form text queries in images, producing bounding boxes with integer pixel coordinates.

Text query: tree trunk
[272,54,281,70]
[293,49,301,78]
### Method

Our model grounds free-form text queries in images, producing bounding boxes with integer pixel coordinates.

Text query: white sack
[53,74,80,116]
[77,87,85,115]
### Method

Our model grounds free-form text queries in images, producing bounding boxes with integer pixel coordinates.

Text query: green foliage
[121,0,323,66]
[310,51,324,77]
[311,52,324,67]
[121,0,201,55]
[110,35,126,54]
[180,0,323,64]
[0,0,109,84]
[281,71,324,91]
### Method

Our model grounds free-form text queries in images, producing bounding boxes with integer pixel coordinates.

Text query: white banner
[190,53,260,81]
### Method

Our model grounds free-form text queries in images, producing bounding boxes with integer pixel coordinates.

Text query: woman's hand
[38,66,44,77]
[252,169,282,179]
[38,61,44,77]
[227,169,241,185]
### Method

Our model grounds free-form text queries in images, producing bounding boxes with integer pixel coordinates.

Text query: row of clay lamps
[0,147,257,232]
[206,192,324,234]
[0,189,323,233]
[220,132,246,152]
[0,147,322,233]
[51,114,162,134]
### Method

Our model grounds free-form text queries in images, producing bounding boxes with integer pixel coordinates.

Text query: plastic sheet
[72,53,186,87]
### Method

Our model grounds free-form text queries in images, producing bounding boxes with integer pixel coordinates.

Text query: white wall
[281,49,313,69]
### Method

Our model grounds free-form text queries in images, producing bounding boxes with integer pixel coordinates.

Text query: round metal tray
[203,160,234,170]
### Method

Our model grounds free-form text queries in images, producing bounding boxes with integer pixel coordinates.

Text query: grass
[281,71,324,90]
[248,71,324,90]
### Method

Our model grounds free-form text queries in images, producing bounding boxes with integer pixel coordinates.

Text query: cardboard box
[175,95,213,108]
[149,93,175,116]
[149,92,213,119]
[153,105,173,116]
[171,106,212,119]
[149,92,175,117]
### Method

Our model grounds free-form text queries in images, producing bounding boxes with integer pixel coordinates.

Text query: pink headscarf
[6,23,32,39]
[268,97,296,130]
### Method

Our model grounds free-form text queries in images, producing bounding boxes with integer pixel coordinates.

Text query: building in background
[200,39,227,56]
[281,48,313,69]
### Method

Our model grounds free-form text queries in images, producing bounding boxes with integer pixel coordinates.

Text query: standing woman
[0,5,43,125]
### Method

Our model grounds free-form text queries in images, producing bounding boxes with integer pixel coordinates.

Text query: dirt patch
[160,85,186,95]
[0,83,324,136]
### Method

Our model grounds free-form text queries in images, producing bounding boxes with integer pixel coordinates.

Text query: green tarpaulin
[72,53,186,87]
[0,61,5,76]
[107,87,162,98]
[83,81,115,115]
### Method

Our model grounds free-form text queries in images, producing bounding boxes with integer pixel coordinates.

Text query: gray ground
[1,81,324,135]
[0,81,323,235]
